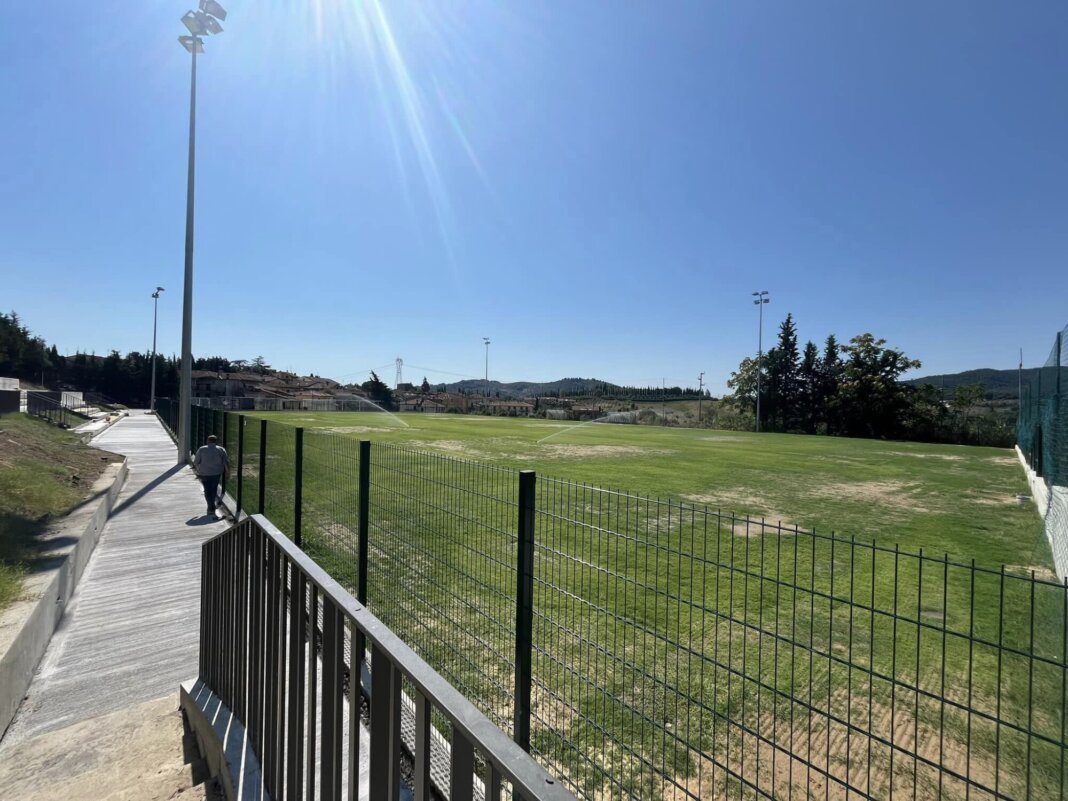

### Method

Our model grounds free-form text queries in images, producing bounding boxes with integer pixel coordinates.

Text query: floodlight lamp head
[197,11,223,35]
[200,0,228,21]
[178,35,204,53]
[182,10,206,35]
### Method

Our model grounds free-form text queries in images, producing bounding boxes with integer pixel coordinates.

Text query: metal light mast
[752,290,770,433]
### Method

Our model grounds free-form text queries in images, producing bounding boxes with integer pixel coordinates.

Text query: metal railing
[168,403,1068,801]
[201,513,576,801]
[25,391,84,428]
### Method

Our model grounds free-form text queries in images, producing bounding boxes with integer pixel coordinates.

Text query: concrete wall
[0,390,19,414]
[0,378,18,391]
[1016,445,1067,580]
[0,459,128,739]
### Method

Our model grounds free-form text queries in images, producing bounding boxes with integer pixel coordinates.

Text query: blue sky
[2,1,1066,392]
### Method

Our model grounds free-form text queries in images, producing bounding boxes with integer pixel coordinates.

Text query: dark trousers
[201,473,222,510]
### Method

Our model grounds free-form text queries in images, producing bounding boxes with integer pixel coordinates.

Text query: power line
[406,363,481,381]
[334,362,395,380]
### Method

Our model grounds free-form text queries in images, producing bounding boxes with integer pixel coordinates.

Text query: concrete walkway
[0,411,228,748]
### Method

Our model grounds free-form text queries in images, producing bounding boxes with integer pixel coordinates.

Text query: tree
[951,383,986,441]
[835,334,921,439]
[360,371,395,409]
[762,313,801,431]
[420,376,430,394]
[817,334,842,434]
[797,341,821,433]
[251,356,270,375]
[727,356,760,412]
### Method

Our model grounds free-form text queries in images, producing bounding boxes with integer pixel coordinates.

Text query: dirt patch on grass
[538,445,672,459]
[807,480,930,514]
[964,489,1023,507]
[1005,564,1058,582]
[700,435,748,443]
[403,439,490,459]
[326,425,402,434]
[662,688,996,801]
[884,451,965,462]
[682,491,796,532]
[987,454,1020,467]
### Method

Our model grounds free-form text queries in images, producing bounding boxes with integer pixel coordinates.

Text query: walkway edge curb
[180,678,268,801]
[0,457,129,740]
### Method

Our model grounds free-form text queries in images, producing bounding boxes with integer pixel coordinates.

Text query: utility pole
[752,290,770,432]
[1018,348,1023,419]
[697,371,704,426]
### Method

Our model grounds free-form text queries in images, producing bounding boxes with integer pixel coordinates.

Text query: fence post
[237,416,245,518]
[221,411,230,495]
[358,440,371,605]
[294,427,304,547]
[1057,331,1062,396]
[514,470,536,753]
[259,419,267,515]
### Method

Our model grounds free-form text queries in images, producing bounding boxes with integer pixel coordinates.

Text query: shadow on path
[110,463,186,517]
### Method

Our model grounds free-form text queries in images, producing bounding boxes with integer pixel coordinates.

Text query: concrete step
[0,693,224,801]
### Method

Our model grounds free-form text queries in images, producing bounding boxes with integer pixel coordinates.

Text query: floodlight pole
[697,371,704,425]
[483,337,491,387]
[150,287,165,412]
[178,41,198,463]
[753,291,770,433]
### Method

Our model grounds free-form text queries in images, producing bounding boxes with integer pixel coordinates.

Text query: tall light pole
[176,1,226,464]
[150,287,165,412]
[752,290,770,432]
[697,371,704,426]
[483,337,491,390]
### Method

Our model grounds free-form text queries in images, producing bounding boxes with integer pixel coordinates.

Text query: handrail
[201,513,575,801]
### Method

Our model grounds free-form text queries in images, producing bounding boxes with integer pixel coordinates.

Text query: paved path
[0,411,228,748]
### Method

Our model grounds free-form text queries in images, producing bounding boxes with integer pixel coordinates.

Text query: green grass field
[236,409,1059,800]
[257,410,1046,569]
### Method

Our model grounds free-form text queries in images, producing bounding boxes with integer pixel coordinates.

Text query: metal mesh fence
[1018,325,1068,577]
[531,482,1067,800]
[239,417,263,517]
[300,428,361,590]
[261,419,297,538]
[158,407,1068,800]
[364,444,520,738]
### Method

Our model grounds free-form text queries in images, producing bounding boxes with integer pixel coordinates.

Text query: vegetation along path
[0,411,227,748]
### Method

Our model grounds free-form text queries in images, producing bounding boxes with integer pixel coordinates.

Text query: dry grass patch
[807,480,930,514]
[538,444,672,459]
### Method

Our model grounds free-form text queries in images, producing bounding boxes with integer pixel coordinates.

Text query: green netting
[1017,324,1068,578]
[1017,325,1066,486]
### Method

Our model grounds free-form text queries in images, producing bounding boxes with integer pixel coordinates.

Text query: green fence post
[221,411,229,495]
[358,440,371,605]
[294,427,304,547]
[514,470,536,754]
[237,416,245,518]
[1057,331,1062,397]
[259,419,267,515]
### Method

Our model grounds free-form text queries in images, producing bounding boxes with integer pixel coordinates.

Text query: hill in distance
[905,367,1040,399]
[434,377,622,398]
[427,368,1040,402]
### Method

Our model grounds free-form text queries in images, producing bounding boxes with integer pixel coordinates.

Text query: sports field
[239,409,1059,799]
[258,410,1047,571]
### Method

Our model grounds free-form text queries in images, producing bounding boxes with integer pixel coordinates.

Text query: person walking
[193,434,229,516]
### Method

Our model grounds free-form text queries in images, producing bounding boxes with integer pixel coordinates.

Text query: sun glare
[299,0,503,267]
